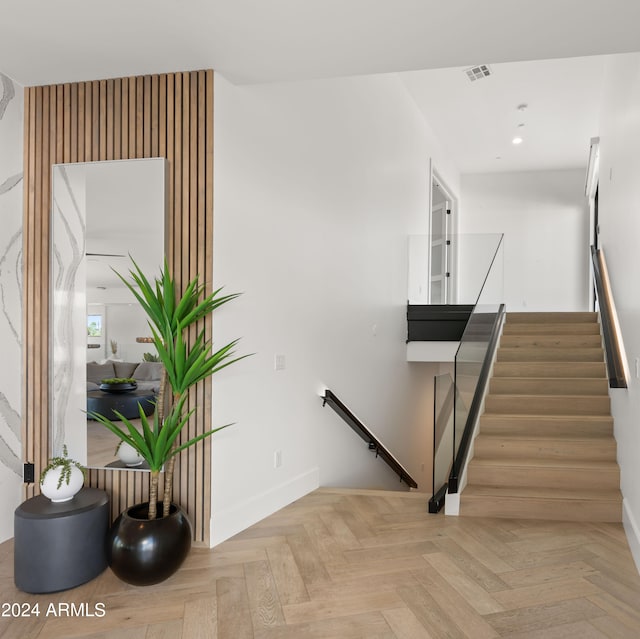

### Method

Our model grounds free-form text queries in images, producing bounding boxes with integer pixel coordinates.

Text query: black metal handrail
[591,246,627,388]
[448,303,505,494]
[321,389,418,489]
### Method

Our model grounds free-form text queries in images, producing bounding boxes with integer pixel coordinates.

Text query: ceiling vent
[465,64,492,82]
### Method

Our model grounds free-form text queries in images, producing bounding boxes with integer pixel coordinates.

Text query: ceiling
[1,0,639,87]
[400,55,609,174]
[1,1,639,174]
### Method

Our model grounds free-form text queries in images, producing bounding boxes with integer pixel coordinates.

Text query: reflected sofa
[86,361,163,393]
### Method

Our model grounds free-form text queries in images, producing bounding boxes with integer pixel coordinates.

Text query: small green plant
[143,352,160,362]
[101,377,136,384]
[39,445,85,489]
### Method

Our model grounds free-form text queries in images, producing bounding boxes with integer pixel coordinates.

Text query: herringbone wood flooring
[2,488,640,638]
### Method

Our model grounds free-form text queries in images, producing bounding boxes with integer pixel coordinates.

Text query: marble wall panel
[51,164,87,463]
[0,72,23,543]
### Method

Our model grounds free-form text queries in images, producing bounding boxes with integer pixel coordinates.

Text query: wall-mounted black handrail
[448,303,505,494]
[591,246,627,388]
[321,389,418,489]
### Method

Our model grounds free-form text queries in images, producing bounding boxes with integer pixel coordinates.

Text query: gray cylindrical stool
[14,487,109,593]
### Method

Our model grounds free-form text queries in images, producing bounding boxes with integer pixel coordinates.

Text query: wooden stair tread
[469,457,619,470]
[463,485,621,501]
[503,323,601,335]
[476,432,614,442]
[484,394,610,416]
[506,312,597,323]
[485,393,608,400]
[480,413,613,423]
[497,347,604,362]
[500,335,603,346]
[493,362,607,378]
[489,377,609,395]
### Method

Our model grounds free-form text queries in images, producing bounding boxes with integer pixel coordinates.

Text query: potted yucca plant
[89,257,247,585]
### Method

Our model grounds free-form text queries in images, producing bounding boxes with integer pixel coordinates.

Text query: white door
[429,200,451,304]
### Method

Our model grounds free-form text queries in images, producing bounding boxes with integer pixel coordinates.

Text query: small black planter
[107,502,192,586]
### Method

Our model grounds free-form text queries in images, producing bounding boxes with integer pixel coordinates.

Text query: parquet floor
[1,488,640,638]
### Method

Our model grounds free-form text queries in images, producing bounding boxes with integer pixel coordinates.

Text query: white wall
[597,52,640,571]
[211,72,459,544]
[0,72,23,543]
[460,170,590,312]
[105,303,154,363]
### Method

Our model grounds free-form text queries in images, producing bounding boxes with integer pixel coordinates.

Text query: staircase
[461,311,622,522]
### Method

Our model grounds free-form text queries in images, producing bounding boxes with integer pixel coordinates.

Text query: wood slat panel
[34,86,46,482]
[203,69,214,531]
[120,77,128,158]
[22,70,214,545]
[77,83,85,162]
[128,76,136,158]
[106,78,114,160]
[84,82,92,160]
[151,74,159,157]
[70,83,78,163]
[22,86,34,500]
[99,79,107,160]
[136,76,143,157]
[144,74,151,157]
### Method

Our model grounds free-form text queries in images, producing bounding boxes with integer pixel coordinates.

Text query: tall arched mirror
[51,158,167,468]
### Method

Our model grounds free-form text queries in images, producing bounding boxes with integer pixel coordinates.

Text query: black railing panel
[407,304,474,342]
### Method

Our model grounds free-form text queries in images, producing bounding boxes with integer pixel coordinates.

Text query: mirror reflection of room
[51,158,166,470]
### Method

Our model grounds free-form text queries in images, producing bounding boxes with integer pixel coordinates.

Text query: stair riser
[493,362,606,378]
[467,464,620,490]
[503,324,601,335]
[485,395,610,416]
[473,438,617,461]
[490,378,608,396]
[507,312,597,323]
[500,335,603,348]
[497,348,604,362]
[479,417,613,439]
[461,495,621,522]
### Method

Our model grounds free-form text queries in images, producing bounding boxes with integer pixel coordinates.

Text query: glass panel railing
[450,236,504,492]
[432,373,455,505]
[408,233,504,305]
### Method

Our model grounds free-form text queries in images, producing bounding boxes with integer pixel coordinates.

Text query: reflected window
[87,314,103,337]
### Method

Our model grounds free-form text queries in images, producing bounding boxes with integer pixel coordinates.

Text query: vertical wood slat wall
[22,70,214,545]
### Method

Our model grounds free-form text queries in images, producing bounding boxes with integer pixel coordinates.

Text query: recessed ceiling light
[512,137,523,145]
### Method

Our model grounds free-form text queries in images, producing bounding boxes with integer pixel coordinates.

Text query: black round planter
[107,502,192,586]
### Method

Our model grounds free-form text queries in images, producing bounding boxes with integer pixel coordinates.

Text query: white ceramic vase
[117,441,145,467]
[40,465,84,502]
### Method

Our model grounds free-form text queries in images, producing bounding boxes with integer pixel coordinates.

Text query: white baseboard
[210,467,320,546]
[444,490,460,516]
[623,498,640,575]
